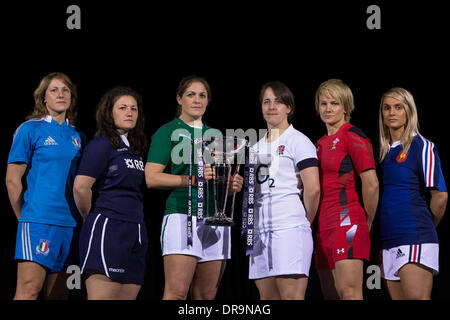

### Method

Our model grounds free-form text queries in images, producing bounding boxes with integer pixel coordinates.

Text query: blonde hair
[378,87,420,162]
[314,79,354,122]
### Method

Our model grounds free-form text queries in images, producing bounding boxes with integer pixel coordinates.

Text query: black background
[1,0,449,307]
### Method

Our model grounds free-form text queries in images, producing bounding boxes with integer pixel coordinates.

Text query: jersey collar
[265,124,293,142]
[120,134,130,147]
[175,117,206,129]
[43,115,69,126]
[389,132,418,149]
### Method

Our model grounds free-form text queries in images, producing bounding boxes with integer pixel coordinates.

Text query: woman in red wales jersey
[313,79,379,300]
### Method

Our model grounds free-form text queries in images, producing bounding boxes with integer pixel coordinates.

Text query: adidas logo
[44,136,58,146]
[396,248,405,259]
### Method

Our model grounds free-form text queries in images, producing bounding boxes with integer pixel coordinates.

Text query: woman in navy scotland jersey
[73,86,148,300]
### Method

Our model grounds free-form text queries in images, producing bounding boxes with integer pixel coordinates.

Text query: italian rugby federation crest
[277,145,285,156]
[72,136,81,148]
[36,239,50,255]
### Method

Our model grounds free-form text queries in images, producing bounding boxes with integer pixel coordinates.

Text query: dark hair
[175,75,212,117]
[28,72,78,123]
[95,86,147,156]
[259,81,295,121]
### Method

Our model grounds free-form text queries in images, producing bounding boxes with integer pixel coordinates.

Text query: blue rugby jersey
[378,134,447,249]
[76,135,145,223]
[8,115,84,227]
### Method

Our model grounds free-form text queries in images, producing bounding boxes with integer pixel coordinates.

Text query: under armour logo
[337,248,345,254]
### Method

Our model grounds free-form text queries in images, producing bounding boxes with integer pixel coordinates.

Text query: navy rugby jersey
[378,135,447,249]
[77,135,145,223]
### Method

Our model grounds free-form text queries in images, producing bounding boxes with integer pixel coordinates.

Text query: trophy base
[204,216,235,226]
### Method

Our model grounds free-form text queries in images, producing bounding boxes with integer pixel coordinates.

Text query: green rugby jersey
[147,117,221,216]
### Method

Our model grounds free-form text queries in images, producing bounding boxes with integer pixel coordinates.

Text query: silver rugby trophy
[202,136,247,226]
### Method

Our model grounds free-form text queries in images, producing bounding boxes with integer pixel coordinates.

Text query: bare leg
[317,268,339,300]
[191,260,226,300]
[85,273,141,300]
[334,259,364,300]
[398,263,433,300]
[254,277,281,300]
[118,283,142,300]
[162,254,198,300]
[276,275,308,300]
[385,280,405,300]
[14,261,47,300]
[44,271,70,300]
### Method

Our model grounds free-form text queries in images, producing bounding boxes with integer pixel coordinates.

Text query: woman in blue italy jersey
[377,87,447,299]
[6,72,84,300]
[73,86,148,300]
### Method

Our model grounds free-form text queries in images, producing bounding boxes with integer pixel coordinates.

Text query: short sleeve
[77,136,112,179]
[8,122,34,164]
[77,128,87,149]
[147,126,172,165]
[292,132,318,171]
[421,139,447,192]
[346,126,376,174]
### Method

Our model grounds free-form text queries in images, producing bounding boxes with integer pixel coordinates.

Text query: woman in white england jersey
[249,81,321,299]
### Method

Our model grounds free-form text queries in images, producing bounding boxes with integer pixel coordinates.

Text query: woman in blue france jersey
[6,72,84,300]
[377,87,447,299]
[73,86,148,300]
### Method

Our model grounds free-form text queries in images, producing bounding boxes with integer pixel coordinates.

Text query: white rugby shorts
[380,243,439,280]
[160,213,231,262]
[249,226,313,279]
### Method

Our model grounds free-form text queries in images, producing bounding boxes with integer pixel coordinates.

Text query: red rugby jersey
[316,123,375,231]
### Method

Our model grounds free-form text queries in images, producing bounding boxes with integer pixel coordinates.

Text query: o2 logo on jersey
[396,152,409,163]
[125,158,144,171]
[256,165,275,188]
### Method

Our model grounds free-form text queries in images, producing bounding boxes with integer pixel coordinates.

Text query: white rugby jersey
[254,125,318,232]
